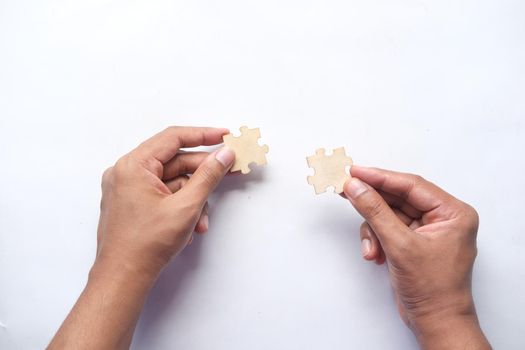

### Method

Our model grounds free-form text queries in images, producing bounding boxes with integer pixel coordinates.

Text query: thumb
[344,177,408,247]
[179,147,235,206]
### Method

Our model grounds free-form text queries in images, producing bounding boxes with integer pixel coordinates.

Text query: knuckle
[412,174,425,182]
[164,126,182,139]
[398,173,425,200]
[198,164,220,187]
[359,222,368,238]
[467,204,479,224]
[178,175,190,186]
[165,125,180,133]
[410,174,425,188]
[172,157,189,175]
[460,203,480,234]
[114,156,126,169]
[362,197,384,220]
[101,167,113,186]
[112,157,131,181]
[360,222,373,239]
[113,158,125,173]
[170,176,189,193]
[138,157,163,177]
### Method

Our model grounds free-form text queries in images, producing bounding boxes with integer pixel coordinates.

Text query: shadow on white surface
[131,168,267,348]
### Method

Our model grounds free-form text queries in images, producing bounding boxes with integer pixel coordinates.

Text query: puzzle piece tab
[306,147,353,194]
[223,126,269,174]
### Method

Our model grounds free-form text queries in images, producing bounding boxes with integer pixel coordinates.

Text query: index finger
[133,126,230,164]
[350,166,455,212]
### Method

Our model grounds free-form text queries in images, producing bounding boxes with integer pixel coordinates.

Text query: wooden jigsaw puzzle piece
[306,147,353,195]
[223,126,269,174]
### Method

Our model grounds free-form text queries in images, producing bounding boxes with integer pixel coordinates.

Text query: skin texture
[344,166,491,350]
[49,127,491,349]
[48,126,235,349]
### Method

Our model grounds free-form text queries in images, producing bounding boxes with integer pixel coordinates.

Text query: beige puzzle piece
[223,126,269,174]
[306,147,353,194]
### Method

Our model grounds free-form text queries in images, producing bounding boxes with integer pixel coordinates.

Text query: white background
[1,0,524,349]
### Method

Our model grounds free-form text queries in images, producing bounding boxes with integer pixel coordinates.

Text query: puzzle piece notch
[306,147,353,194]
[223,126,269,174]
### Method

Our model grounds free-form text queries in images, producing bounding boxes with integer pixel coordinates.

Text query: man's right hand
[344,166,491,350]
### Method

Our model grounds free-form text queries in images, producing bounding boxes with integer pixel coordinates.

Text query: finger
[177,147,235,208]
[165,175,189,193]
[377,190,422,219]
[344,177,409,247]
[409,219,423,230]
[186,234,194,246]
[341,189,421,220]
[350,166,455,212]
[163,152,209,180]
[360,222,381,261]
[375,248,386,265]
[390,207,423,230]
[364,225,385,265]
[392,208,414,226]
[361,208,411,263]
[133,126,229,164]
[194,202,209,234]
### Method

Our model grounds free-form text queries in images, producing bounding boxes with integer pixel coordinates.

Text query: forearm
[48,260,158,350]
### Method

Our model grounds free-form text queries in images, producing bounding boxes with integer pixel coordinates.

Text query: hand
[344,166,491,350]
[49,126,235,350]
[96,126,235,276]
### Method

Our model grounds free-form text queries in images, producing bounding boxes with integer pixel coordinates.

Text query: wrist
[89,254,161,290]
[411,299,491,350]
[51,255,160,350]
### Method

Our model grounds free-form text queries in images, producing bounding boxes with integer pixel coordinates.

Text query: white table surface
[1,1,524,349]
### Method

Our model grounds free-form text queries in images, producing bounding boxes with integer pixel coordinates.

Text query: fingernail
[202,214,209,231]
[345,178,367,199]
[215,147,235,167]
[361,238,371,257]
